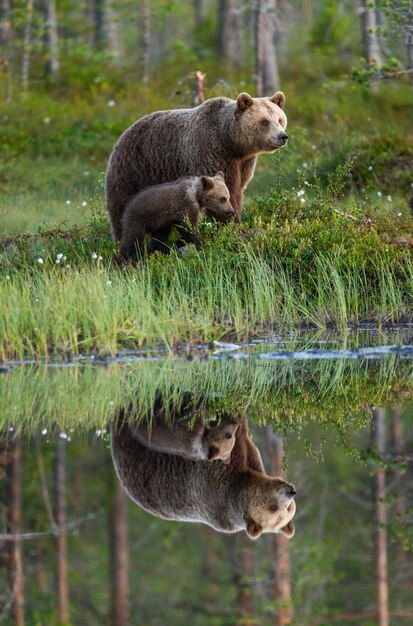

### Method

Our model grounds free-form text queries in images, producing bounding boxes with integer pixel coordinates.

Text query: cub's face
[244,477,296,540]
[204,418,239,463]
[235,91,288,156]
[200,172,236,222]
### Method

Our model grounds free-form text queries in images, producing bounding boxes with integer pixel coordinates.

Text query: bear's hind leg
[148,225,173,255]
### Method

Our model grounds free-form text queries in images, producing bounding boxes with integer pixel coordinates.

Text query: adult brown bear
[105,91,288,241]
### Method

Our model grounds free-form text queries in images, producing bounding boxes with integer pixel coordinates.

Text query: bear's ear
[245,515,263,540]
[279,520,295,539]
[215,171,225,180]
[270,91,286,109]
[237,92,254,112]
[201,176,214,191]
[207,445,220,461]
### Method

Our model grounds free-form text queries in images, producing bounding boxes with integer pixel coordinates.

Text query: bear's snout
[278,132,288,145]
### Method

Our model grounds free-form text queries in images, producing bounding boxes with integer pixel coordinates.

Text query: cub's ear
[215,171,225,180]
[201,176,214,191]
[270,91,286,109]
[279,520,295,539]
[237,92,254,112]
[207,445,220,461]
[244,515,263,540]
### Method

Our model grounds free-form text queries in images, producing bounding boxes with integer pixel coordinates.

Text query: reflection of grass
[1,242,413,359]
[2,356,412,435]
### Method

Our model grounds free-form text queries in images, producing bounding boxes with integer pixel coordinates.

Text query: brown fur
[230,414,265,473]
[106,92,288,240]
[111,414,296,540]
[133,411,239,463]
[119,172,234,261]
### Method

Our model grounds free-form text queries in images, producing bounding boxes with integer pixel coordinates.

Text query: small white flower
[37,257,44,264]
[94,76,101,83]
[43,117,51,124]
[59,432,68,439]
[312,144,317,150]
[106,280,112,287]
[56,253,63,260]
[300,197,305,203]
[397,212,402,217]
[9,427,14,431]
[107,100,116,107]
[91,252,98,259]
[304,181,310,186]
[5,275,10,280]
[96,430,102,437]
[82,201,87,207]
[297,190,305,197]
[66,200,71,205]
[377,191,382,197]
[98,255,103,261]
[63,255,67,261]
[56,259,61,264]
[41,428,47,435]
[385,247,389,251]
[67,436,72,442]
[83,171,90,177]
[302,162,308,168]
[368,165,373,171]
[386,195,392,202]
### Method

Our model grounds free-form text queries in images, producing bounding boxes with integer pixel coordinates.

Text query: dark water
[1,332,413,625]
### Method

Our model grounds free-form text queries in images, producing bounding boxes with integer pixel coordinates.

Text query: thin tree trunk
[105,0,122,63]
[192,70,205,106]
[3,437,25,626]
[360,0,383,67]
[406,7,413,80]
[109,480,130,626]
[140,0,151,86]
[255,0,280,96]
[21,0,33,91]
[0,0,13,99]
[233,532,254,622]
[372,408,389,626]
[45,0,60,78]
[265,427,293,626]
[193,0,204,28]
[218,0,243,67]
[54,437,69,624]
[391,406,406,563]
[93,0,105,49]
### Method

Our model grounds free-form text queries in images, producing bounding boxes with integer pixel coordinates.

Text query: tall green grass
[1,244,413,360]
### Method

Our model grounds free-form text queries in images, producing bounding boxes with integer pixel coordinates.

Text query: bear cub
[134,413,239,464]
[119,172,234,261]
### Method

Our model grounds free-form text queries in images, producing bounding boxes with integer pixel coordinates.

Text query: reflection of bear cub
[134,412,239,463]
[111,416,296,540]
[119,172,235,261]
[105,91,288,238]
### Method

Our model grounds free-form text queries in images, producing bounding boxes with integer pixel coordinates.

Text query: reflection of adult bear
[105,91,288,240]
[111,416,296,540]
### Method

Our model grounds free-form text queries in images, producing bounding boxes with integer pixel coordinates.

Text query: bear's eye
[220,197,227,203]
[260,119,270,128]
[224,432,233,439]
[269,504,278,513]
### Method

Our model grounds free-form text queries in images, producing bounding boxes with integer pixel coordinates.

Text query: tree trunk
[0,0,13,99]
[193,0,204,29]
[218,0,243,67]
[109,481,130,626]
[45,0,60,78]
[3,437,25,626]
[21,0,33,91]
[233,532,254,622]
[406,7,413,79]
[391,406,406,563]
[105,0,122,63]
[360,0,383,67]
[372,408,389,626]
[265,427,293,626]
[54,437,69,624]
[255,0,280,96]
[140,0,151,86]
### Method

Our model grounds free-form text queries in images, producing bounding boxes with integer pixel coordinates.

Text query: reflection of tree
[54,436,69,623]
[2,436,25,626]
[233,532,254,622]
[372,408,389,626]
[109,480,130,626]
[265,427,293,626]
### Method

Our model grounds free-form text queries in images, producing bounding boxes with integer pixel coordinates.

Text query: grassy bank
[1,208,413,359]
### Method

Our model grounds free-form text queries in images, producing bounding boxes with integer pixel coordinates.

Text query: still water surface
[1,330,412,625]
